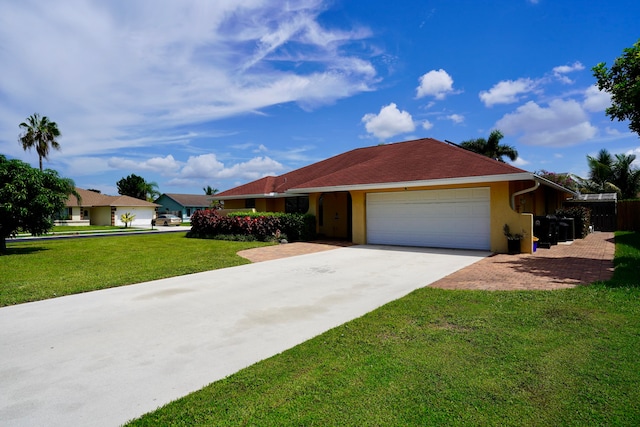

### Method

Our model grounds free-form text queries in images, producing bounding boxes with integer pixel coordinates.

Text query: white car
[156,214,182,226]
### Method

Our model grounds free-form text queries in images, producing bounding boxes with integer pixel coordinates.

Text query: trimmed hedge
[187,209,316,242]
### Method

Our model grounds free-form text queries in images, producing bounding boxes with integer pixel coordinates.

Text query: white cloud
[362,103,416,139]
[553,61,585,75]
[422,120,434,130]
[479,78,536,107]
[583,85,612,112]
[511,157,530,167]
[553,61,585,84]
[0,0,378,159]
[416,69,456,100]
[217,156,285,180]
[180,154,226,179]
[447,114,465,124]
[496,99,597,146]
[107,155,182,175]
[179,153,283,181]
[253,144,268,153]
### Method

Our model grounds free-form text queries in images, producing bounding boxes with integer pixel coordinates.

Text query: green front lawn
[0,232,271,306]
[127,232,640,426]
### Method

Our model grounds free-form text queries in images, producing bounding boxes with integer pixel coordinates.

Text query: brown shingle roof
[160,193,214,207]
[67,188,158,207]
[217,138,528,197]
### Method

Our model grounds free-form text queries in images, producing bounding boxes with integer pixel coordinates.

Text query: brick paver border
[430,232,615,291]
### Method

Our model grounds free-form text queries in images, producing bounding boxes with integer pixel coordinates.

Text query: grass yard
[127,232,640,426]
[0,232,271,306]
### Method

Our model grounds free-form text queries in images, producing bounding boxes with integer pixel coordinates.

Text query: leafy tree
[116,174,159,201]
[0,155,76,253]
[593,39,640,137]
[459,130,518,162]
[18,113,62,171]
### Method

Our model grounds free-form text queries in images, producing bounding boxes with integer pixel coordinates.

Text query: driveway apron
[0,245,487,426]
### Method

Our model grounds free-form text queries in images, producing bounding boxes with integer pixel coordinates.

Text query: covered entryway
[366,187,491,250]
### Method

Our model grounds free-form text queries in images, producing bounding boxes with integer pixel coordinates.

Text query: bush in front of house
[229,212,316,242]
[555,206,591,238]
[187,209,316,242]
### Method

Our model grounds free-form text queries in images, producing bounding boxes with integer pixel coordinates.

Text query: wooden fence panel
[617,200,640,231]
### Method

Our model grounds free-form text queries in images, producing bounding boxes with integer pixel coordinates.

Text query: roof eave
[286,173,538,193]
[533,174,579,197]
[217,192,294,200]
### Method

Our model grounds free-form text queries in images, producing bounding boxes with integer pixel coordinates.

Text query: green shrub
[188,210,315,242]
[556,206,591,238]
[228,211,316,241]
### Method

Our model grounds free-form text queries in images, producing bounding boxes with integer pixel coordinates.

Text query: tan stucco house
[60,188,159,227]
[216,138,576,254]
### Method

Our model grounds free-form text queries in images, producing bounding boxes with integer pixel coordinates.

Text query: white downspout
[511,180,540,211]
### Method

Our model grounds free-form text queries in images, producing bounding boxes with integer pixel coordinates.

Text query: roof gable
[217,138,527,198]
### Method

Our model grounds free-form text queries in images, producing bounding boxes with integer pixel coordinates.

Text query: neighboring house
[217,138,577,254]
[154,193,214,222]
[62,188,159,227]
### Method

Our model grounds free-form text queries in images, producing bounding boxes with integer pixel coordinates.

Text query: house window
[186,208,191,216]
[245,199,256,209]
[285,196,309,214]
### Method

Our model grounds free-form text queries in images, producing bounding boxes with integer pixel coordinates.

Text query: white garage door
[366,188,490,250]
[114,207,155,227]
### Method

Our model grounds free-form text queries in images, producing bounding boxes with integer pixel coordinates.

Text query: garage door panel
[114,207,154,227]
[366,188,490,250]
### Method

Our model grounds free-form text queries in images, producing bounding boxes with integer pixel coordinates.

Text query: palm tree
[142,181,160,202]
[203,185,221,208]
[611,153,640,199]
[203,185,218,196]
[459,130,518,163]
[18,113,62,171]
[586,149,615,192]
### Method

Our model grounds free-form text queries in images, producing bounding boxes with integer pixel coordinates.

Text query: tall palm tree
[611,153,640,199]
[142,181,160,202]
[459,130,518,163]
[586,149,614,192]
[18,113,61,171]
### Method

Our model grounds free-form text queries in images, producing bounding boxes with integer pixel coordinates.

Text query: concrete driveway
[0,245,488,426]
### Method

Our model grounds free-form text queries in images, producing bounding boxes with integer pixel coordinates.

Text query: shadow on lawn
[1,246,49,256]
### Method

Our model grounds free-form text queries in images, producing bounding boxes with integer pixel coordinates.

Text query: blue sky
[1,0,639,195]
